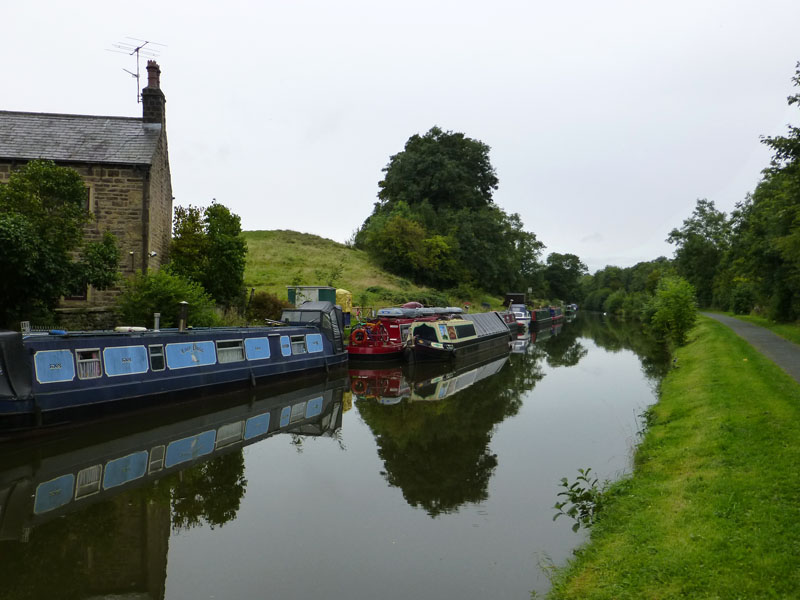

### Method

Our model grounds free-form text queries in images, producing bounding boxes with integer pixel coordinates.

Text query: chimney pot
[146,60,161,89]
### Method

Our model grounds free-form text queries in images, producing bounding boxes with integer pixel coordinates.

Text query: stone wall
[0,154,173,326]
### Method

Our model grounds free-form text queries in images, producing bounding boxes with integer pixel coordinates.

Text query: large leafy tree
[376,126,498,212]
[170,202,247,309]
[356,127,543,293]
[0,160,120,328]
[544,253,588,301]
[667,199,730,307]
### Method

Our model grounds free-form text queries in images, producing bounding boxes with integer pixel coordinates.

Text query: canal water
[0,314,668,599]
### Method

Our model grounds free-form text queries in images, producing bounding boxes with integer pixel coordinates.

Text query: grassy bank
[547,315,800,599]
[243,229,505,309]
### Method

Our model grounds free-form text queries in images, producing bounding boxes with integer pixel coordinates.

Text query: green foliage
[170,202,247,309]
[115,269,219,327]
[246,290,291,322]
[544,253,588,302]
[602,289,626,315]
[376,125,499,211]
[667,199,730,307]
[648,276,697,346]
[354,127,545,295]
[553,468,606,532]
[730,280,757,315]
[0,160,120,328]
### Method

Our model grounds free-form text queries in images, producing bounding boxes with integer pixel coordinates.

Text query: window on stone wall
[64,285,88,302]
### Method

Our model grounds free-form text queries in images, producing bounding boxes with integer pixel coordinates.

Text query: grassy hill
[243,230,502,310]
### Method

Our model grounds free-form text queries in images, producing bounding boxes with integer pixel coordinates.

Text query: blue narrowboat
[0,301,346,430]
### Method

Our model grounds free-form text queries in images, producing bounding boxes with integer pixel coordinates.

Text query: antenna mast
[107,37,166,102]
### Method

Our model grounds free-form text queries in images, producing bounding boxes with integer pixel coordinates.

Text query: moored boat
[0,301,347,430]
[530,308,553,328]
[407,312,511,361]
[347,306,462,361]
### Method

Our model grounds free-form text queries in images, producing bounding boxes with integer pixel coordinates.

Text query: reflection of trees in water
[537,325,589,368]
[358,358,537,517]
[575,313,671,383]
[0,450,247,599]
[165,450,247,531]
[0,495,169,600]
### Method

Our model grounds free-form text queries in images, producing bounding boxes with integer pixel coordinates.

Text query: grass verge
[546,315,800,599]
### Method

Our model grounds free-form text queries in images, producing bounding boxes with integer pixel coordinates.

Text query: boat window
[290,401,307,423]
[216,421,244,448]
[291,335,307,354]
[75,465,102,499]
[217,339,245,363]
[454,323,477,338]
[149,445,166,473]
[149,345,165,371]
[414,324,438,342]
[76,349,102,379]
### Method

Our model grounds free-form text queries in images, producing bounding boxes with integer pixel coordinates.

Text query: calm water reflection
[0,314,667,599]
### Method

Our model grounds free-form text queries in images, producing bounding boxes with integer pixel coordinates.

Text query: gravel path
[702,312,800,385]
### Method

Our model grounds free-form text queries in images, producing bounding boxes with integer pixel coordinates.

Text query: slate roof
[0,111,162,166]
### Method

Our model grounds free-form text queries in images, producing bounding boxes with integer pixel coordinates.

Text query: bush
[603,290,626,315]
[731,281,756,315]
[247,291,291,322]
[115,270,219,328]
[649,276,697,346]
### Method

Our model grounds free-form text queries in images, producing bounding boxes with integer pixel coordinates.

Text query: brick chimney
[141,60,166,125]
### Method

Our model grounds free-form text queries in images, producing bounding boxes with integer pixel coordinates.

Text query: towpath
[702,312,800,385]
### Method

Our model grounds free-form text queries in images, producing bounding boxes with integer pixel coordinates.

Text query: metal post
[178,301,189,332]
[153,312,161,331]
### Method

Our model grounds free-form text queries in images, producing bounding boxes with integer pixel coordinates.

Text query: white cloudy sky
[4,0,800,272]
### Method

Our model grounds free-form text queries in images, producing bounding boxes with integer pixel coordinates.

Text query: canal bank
[546,315,800,599]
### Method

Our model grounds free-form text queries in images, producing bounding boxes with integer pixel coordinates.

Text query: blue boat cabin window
[280,336,292,357]
[290,335,307,354]
[149,345,165,371]
[217,339,245,363]
[76,349,102,379]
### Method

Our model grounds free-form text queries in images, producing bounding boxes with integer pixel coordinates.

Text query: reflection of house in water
[0,374,347,598]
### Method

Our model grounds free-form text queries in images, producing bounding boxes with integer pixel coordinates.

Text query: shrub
[731,281,756,315]
[247,291,291,322]
[603,290,626,315]
[649,276,697,346]
[115,270,219,328]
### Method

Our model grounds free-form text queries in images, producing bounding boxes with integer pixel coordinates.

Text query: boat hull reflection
[350,350,510,405]
[0,371,348,541]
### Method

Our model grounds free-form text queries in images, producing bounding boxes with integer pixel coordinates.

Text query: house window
[64,285,88,302]
[217,339,245,363]
[76,349,102,379]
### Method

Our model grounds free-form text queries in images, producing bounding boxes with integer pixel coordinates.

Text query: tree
[376,126,498,212]
[544,253,588,301]
[170,202,247,309]
[0,160,120,328]
[355,127,544,294]
[667,199,730,307]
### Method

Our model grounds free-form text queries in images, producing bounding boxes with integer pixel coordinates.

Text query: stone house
[0,61,173,323]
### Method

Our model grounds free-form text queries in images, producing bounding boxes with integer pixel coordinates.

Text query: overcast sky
[4,0,800,273]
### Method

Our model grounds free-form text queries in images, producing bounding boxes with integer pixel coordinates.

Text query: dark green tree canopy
[169,201,247,309]
[0,160,120,328]
[356,127,543,294]
[544,253,588,301]
[667,199,730,308]
[377,126,499,212]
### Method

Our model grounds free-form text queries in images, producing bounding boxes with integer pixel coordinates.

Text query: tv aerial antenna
[107,37,166,103]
